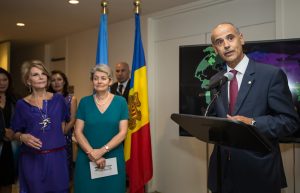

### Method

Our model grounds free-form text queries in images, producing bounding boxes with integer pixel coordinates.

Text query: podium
[170,113,272,193]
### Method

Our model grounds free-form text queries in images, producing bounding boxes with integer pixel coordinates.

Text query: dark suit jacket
[208,59,299,193]
[0,109,5,142]
[111,79,131,102]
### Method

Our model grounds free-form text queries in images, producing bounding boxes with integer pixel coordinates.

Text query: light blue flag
[96,13,108,65]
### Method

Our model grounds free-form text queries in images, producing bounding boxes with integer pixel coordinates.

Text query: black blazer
[111,79,131,102]
[0,109,5,141]
[0,95,17,142]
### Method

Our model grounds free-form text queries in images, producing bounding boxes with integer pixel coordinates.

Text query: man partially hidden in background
[111,62,131,102]
[207,22,299,193]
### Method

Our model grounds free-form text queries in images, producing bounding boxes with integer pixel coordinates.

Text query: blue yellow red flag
[124,13,153,193]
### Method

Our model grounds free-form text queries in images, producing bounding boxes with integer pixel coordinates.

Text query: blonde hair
[21,60,50,87]
[90,64,113,80]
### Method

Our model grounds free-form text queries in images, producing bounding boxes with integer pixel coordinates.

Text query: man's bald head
[115,62,130,83]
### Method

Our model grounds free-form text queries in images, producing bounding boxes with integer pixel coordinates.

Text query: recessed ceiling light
[68,0,79,4]
[16,23,25,27]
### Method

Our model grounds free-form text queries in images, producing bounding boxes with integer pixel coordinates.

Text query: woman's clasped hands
[87,148,106,169]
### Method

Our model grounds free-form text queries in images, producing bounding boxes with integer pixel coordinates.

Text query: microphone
[205,72,234,90]
[203,72,234,116]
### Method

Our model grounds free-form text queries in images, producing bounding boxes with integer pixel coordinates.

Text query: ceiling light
[68,0,79,4]
[16,23,25,27]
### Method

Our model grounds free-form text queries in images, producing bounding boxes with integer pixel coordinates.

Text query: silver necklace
[34,93,51,132]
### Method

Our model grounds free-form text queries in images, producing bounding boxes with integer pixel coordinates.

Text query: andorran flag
[124,13,153,193]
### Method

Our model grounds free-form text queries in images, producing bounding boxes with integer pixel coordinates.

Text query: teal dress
[74,95,128,193]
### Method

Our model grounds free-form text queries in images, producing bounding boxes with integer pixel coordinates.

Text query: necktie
[118,84,123,95]
[229,70,238,115]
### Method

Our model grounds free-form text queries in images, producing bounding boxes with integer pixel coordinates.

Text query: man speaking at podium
[207,22,299,193]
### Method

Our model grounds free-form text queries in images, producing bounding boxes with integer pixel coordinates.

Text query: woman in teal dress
[74,64,128,193]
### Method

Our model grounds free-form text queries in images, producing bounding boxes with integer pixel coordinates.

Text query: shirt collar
[227,55,249,74]
[119,79,129,87]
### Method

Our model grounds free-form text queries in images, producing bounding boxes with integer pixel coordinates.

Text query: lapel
[233,60,256,114]
[123,79,130,96]
[211,69,228,117]
[111,83,118,94]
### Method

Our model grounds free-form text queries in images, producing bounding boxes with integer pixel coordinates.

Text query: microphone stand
[203,88,223,193]
[204,89,221,117]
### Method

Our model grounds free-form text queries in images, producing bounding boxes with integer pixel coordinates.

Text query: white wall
[109,16,148,81]
[47,38,67,73]
[109,18,134,73]
[42,0,300,192]
[65,28,97,99]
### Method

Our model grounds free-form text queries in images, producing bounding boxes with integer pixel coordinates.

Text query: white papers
[89,157,118,179]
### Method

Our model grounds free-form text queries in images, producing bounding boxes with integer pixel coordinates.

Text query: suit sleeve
[255,68,300,139]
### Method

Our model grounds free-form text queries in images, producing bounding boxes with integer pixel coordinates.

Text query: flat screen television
[179,38,300,141]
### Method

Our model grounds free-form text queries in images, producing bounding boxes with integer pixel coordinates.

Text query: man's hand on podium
[227,114,254,126]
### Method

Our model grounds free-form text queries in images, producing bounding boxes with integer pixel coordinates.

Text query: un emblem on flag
[128,92,142,130]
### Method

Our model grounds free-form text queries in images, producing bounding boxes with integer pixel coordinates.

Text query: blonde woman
[11,60,69,193]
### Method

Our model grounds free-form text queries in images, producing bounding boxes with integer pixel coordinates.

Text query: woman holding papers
[74,64,128,193]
